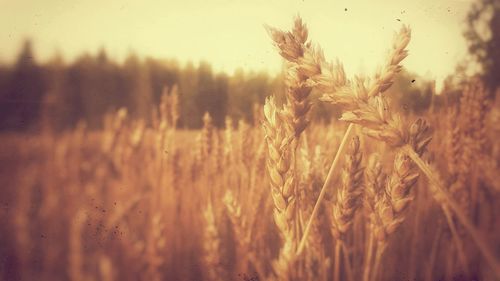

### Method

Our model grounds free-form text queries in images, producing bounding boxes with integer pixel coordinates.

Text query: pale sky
[0,0,473,81]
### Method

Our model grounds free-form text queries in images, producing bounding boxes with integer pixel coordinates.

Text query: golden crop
[1,17,499,281]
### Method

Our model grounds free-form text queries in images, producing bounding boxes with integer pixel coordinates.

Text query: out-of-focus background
[1,1,500,281]
[0,0,497,131]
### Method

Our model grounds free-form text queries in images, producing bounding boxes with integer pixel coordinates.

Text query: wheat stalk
[330,136,363,281]
[263,96,299,280]
[330,136,364,240]
[202,202,227,281]
[401,146,500,279]
[297,24,412,258]
[296,123,354,256]
[362,154,386,281]
[368,151,420,281]
[201,112,214,159]
[267,17,321,139]
[323,69,500,278]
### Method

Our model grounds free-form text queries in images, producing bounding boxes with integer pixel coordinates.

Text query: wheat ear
[330,136,364,240]
[263,96,299,280]
[321,37,500,276]
[362,154,386,281]
[331,136,363,281]
[297,25,411,257]
[266,17,309,138]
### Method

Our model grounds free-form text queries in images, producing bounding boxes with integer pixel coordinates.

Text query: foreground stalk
[401,144,500,279]
[296,123,354,256]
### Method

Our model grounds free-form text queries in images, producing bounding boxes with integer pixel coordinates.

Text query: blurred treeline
[0,40,442,132]
[1,0,499,132]
[0,40,284,131]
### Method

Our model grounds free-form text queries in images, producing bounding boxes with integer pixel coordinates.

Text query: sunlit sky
[0,0,473,81]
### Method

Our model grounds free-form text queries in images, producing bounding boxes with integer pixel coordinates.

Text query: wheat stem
[341,242,354,281]
[371,243,386,281]
[442,205,469,276]
[296,123,354,256]
[401,144,500,279]
[334,242,341,281]
[362,232,374,281]
[425,226,443,281]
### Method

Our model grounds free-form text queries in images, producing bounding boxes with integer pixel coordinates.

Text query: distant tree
[43,53,70,131]
[178,61,199,128]
[212,73,229,127]
[147,58,180,103]
[95,49,126,120]
[0,40,45,131]
[464,0,500,94]
[228,70,270,122]
[66,55,88,127]
[0,66,10,102]
[124,54,153,121]
[195,62,215,128]
[227,69,246,120]
[0,43,284,130]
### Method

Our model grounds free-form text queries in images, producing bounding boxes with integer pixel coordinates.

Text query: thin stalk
[334,242,341,281]
[408,183,422,281]
[425,226,442,281]
[446,249,454,281]
[371,243,386,281]
[442,205,469,276]
[296,123,354,256]
[342,242,354,281]
[362,232,374,281]
[401,144,500,279]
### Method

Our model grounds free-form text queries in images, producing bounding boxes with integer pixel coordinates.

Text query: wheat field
[1,17,500,281]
